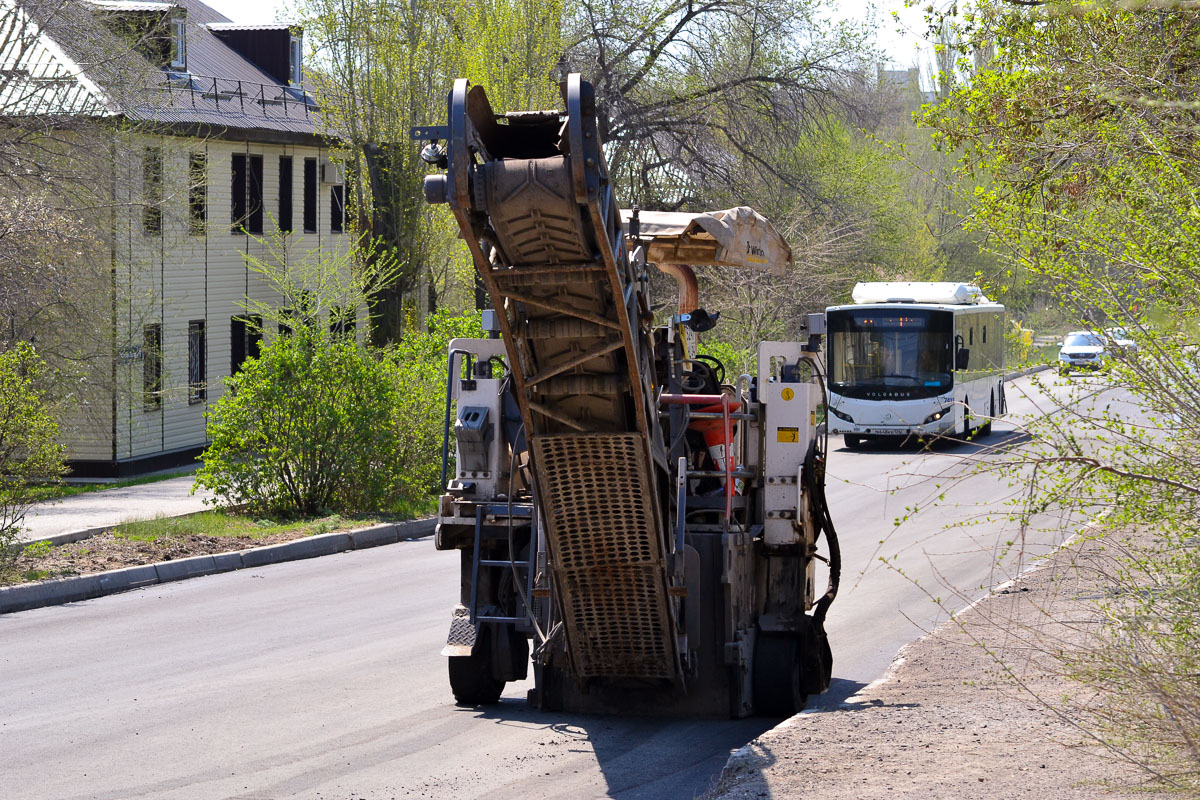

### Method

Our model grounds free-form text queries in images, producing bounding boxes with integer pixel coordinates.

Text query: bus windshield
[827,308,954,400]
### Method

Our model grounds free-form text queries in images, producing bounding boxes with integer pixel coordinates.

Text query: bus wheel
[979,393,994,437]
[844,434,862,450]
[960,405,973,440]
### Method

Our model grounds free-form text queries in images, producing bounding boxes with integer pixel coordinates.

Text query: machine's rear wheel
[752,634,807,717]
[448,629,504,706]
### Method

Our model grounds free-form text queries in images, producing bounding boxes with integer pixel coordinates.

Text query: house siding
[69,133,348,474]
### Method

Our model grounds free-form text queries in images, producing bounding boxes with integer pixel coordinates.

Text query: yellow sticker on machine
[781,388,794,401]
[777,427,799,443]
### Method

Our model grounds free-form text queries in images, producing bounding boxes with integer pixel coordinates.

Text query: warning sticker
[781,387,794,401]
[777,427,799,443]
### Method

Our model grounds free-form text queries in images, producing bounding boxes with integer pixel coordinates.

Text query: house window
[143,324,161,410]
[330,306,356,338]
[247,315,262,359]
[231,154,246,233]
[142,147,162,234]
[247,155,263,234]
[303,157,317,233]
[188,320,206,404]
[170,15,186,70]
[278,156,293,233]
[232,154,263,234]
[188,152,206,235]
[230,315,262,374]
[289,34,302,85]
[330,184,344,233]
[231,316,246,374]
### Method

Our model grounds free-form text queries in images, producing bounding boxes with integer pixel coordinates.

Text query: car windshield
[1064,333,1103,347]
[828,308,954,400]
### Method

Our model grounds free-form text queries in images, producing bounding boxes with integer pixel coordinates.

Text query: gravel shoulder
[709,532,1177,800]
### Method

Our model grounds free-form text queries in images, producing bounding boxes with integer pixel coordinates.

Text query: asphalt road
[1,374,1091,800]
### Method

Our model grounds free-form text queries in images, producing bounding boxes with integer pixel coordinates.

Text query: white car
[1104,326,1138,353]
[1058,331,1107,372]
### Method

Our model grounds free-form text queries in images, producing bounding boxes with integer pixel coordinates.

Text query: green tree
[918,1,1200,788]
[0,343,66,568]
[298,0,564,340]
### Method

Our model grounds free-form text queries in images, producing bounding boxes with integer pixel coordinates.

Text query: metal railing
[143,73,318,118]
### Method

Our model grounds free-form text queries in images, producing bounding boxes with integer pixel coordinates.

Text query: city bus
[824,282,1006,448]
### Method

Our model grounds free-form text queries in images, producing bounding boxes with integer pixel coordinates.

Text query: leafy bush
[196,326,400,516]
[195,312,485,517]
[373,309,485,503]
[0,343,66,569]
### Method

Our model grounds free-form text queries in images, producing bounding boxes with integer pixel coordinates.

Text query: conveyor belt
[425,75,679,682]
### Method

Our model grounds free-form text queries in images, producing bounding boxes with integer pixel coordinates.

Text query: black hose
[801,354,840,626]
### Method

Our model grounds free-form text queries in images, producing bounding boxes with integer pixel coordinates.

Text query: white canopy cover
[620,206,792,275]
[851,281,992,306]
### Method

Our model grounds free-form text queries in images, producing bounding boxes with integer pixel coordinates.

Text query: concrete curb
[1005,363,1054,380]
[0,517,435,615]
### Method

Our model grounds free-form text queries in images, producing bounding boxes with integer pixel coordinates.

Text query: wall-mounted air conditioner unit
[319,156,344,185]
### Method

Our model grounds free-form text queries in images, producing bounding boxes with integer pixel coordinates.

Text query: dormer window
[169,14,186,70]
[289,34,302,85]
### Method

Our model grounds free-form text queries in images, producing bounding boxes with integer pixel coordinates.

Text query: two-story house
[13,0,351,477]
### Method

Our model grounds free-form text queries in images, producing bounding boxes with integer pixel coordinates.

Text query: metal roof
[26,0,320,138]
[86,1,179,11]
[205,22,293,31]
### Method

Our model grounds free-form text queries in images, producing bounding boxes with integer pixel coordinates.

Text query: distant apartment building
[877,67,936,107]
[9,0,350,476]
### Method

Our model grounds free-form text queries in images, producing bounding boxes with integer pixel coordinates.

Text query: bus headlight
[828,407,854,423]
[923,409,947,425]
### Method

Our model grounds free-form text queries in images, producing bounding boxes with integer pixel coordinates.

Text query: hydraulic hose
[801,354,841,626]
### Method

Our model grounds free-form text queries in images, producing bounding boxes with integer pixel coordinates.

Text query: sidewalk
[18,474,213,544]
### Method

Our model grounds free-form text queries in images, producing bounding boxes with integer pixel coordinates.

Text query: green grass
[110,510,383,543]
[389,496,439,519]
[19,568,71,582]
[1028,344,1061,364]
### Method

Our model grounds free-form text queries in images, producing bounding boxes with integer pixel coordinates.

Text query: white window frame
[170,16,187,70]
[289,34,302,85]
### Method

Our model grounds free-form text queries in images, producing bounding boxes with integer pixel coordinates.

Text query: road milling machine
[413,74,840,717]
